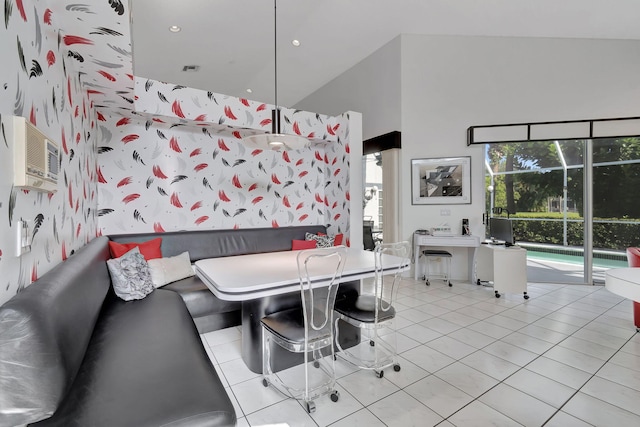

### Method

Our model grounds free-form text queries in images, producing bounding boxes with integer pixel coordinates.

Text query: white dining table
[195,248,409,373]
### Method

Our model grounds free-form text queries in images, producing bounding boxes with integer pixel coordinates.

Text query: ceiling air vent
[182,65,200,72]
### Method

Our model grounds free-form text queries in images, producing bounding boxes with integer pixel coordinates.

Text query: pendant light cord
[273,0,279,134]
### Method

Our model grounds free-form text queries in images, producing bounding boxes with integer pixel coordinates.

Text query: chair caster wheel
[495,292,501,298]
[370,340,375,346]
[313,360,320,368]
[262,378,268,387]
[330,391,340,402]
[421,275,426,281]
[524,293,529,300]
[375,370,384,378]
[393,364,401,372]
[305,401,316,413]
[425,280,430,286]
[477,279,482,286]
[448,281,452,287]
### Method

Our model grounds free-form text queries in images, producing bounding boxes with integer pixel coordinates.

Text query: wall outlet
[15,220,31,257]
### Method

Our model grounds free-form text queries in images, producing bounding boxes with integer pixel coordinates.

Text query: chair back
[374,241,410,320]
[627,247,640,267]
[297,247,348,335]
[363,224,376,251]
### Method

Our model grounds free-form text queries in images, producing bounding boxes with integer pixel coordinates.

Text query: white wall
[295,37,401,141]
[299,33,640,280]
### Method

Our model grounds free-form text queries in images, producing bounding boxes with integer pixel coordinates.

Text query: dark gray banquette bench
[0,225,326,427]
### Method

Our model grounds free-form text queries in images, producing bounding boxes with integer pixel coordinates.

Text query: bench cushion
[32,289,236,427]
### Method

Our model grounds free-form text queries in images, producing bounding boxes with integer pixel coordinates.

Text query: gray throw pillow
[305,232,334,248]
[106,247,155,301]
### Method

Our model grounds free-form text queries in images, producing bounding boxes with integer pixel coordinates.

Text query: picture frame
[411,156,471,205]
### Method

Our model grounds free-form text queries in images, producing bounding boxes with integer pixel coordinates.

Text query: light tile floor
[200,278,640,426]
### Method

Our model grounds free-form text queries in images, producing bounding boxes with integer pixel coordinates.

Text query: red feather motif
[315,194,323,203]
[116,117,130,127]
[271,174,281,184]
[191,201,202,211]
[296,159,304,166]
[345,144,350,154]
[218,190,231,202]
[68,185,73,208]
[63,35,93,46]
[327,124,336,136]
[324,196,329,206]
[31,264,37,282]
[272,220,279,228]
[346,191,350,201]
[298,171,308,178]
[194,163,208,172]
[251,149,263,156]
[76,222,81,237]
[62,241,67,261]
[232,174,242,188]
[307,132,315,138]
[46,50,55,67]
[296,202,304,210]
[29,104,36,126]
[232,131,242,139]
[44,8,52,24]
[240,98,250,106]
[16,0,26,21]
[251,196,263,205]
[189,148,201,157]
[195,216,209,225]
[74,105,79,118]
[154,223,165,233]
[333,124,340,132]
[67,77,72,108]
[98,70,116,82]
[169,137,182,153]
[324,154,329,164]
[76,132,81,144]
[315,151,323,161]
[259,118,272,127]
[121,134,139,144]
[282,151,290,163]
[332,157,338,165]
[97,166,107,183]
[334,214,341,221]
[248,183,258,192]
[332,201,338,209]
[152,118,165,123]
[122,194,140,204]
[298,214,308,222]
[334,168,341,176]
[172,100,185,118]
[96,111,106,121]
[218,138,230,151]
[194,114,207,121]
[256,103,266,111]
[170,193,183,208]
[117,177,132,187]
[224,105,237,120]
[152,165,168,179]
[293,122,301,135]
[282,196,291,208]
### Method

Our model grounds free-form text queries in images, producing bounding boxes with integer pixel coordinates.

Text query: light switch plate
[440,208,451,216]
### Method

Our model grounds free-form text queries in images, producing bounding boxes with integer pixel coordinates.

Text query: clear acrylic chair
[333,241,410,378]
[260,246,347,413]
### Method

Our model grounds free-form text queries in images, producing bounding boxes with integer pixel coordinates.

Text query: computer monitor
[489,218,515,245]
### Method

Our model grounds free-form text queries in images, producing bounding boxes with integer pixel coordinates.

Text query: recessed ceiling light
[169,25,181,33]
[246,88,253,93]
[291,39,300,47]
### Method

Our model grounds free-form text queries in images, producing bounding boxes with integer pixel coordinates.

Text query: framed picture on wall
[411,156,471,205]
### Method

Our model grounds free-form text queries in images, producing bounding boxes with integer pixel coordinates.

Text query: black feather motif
[120,96,134,104]
[207,91,215,101]
[171,175,187,184]
[283,115,291,124]
[98,208,114,216]
[172,85,186,91]
[156,129,166,139]
[1,121,7,147]
[108,0,125,15]
[267,183,272,192]
[5,0,12,29]
[201,128,211,138]
[89,26,123,36]
[133,210,146,223]
[222,209,230,218]
[259,209,267,221]
[258,162,266,174]
[133,150,145,165]
[221,158,230,167]
[231,159,245,167]
[233,209,246,217]
[316,113,323,122]
[8,186,16,226]
[145,120,152,130]
[145,79,153,91]
[29,60,43,78]
[213,200,220,211]
[157,186,168,196]
[218,116,225,125]
[17,36,26,73]
[325,180,332,188]
[157,91,168,103]
[98,146,113,153]
[169,123,185,129]
[69,148,75,161]
[304,183,310,192]
[53,215,59,243]
[67,50,84,62]
[283,181,294,188]
[32,213,44,239]
[203,177,212,190]
[212,148,219,159]
[145,177,154,189]
[273,191,281,198]
[51,87,57,117]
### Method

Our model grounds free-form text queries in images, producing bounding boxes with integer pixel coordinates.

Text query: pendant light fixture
[242,0,309,151]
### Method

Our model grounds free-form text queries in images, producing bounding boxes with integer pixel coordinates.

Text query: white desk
[476,244,528,299]
[413,233,481,282]
[195,248,409,373]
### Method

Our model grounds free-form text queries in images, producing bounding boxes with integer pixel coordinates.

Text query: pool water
[527,250,627,269]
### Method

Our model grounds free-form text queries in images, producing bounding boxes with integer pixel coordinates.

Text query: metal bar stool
[421,249,452,286]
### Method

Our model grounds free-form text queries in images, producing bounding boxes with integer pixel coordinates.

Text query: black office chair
[334,241,410,378]
[260,246,347,413]
[363,224,376,251]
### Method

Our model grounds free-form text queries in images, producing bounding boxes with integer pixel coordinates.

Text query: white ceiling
[131,0,640,107]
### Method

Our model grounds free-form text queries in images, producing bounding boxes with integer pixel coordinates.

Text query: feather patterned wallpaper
[0,1,357,305]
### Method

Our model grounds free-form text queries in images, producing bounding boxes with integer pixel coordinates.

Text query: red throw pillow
[333,233,343,246]
[292,239,317,250]
[108,238,163,260]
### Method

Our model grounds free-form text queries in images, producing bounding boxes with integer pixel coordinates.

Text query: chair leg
[634,301,640,332]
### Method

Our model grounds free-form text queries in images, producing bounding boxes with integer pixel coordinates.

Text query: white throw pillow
[147,251,195,287]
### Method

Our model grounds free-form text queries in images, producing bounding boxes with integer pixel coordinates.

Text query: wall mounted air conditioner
[10,116,59,193]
